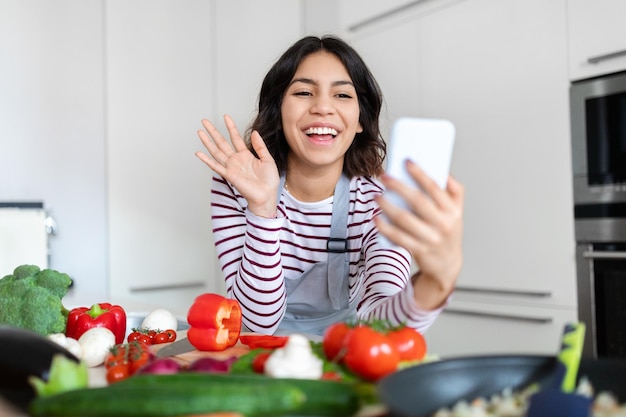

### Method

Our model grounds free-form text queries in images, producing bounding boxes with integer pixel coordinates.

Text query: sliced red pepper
[187,293,242,351]
[239,335,289,349]
[65,303,127,345]
[251,351,271,373]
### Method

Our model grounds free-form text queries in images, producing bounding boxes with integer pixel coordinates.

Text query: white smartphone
[379,117,456,246]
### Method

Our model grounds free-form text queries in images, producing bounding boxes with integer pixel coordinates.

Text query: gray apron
[275,174,357,336]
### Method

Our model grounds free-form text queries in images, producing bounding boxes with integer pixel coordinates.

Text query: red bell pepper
[187,293,242,351]
[239,334,289,349]
[65,303,127,344]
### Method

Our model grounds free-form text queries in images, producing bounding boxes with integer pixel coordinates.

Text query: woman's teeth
[304,127,338,137]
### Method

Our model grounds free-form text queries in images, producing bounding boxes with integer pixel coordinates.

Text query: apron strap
[276,174,351,310]
[327,174,350,310]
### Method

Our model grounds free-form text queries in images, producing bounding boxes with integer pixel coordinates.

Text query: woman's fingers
[197,115,250,167]
[198,119,232,165]
[375,198,435,253]
[377,161,464,252]
[223,114,249,153]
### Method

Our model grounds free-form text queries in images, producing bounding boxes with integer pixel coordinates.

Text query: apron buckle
[327,238,348,253]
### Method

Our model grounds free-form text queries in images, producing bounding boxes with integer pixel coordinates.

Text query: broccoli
[0,264,73,335]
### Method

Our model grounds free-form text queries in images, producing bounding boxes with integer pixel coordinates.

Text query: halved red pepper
[65,303,127,344]
[239,334,289,349]
[187,293,242,351]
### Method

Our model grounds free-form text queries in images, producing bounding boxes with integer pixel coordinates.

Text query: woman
[196,35,464,336]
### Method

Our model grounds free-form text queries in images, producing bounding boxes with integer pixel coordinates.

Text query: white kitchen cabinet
[106,1,217,311]
[424,300,578,356]
[348,0,576,355]
[567,0,626,81]
[339,0,421,31]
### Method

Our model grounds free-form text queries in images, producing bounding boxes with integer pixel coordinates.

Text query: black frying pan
[377,355,626,417]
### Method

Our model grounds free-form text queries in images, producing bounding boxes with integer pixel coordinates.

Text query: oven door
[577,242,626,358]
[571,71,626,205]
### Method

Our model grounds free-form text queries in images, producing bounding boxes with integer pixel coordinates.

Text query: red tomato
[105,345,128,369]
[137,334,152,345]
[106,363,131,384]
[239,335,288,349]
[342,325,400,381]
[387,327,427,361]
[128,341,152,373]
[251,351,271,374]
[105,341,153,379]
[127,331,141,343]
[164,329,177,342]
[153,332,169,344]
[322,322,351,361]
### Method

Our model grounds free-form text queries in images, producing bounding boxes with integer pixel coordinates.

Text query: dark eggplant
[0,325,79,411]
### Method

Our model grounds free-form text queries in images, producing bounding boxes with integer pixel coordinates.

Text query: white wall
[0,1,107,294]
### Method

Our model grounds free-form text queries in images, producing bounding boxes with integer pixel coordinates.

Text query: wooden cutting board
[150,330,251,367]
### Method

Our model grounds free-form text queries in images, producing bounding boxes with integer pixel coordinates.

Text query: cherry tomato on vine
[137,334,152,345]
[153,332,169,344]
[342,325,400,381]
[104,341,153,382]
[129,351,151,373]
[387,327,427,361]
[127,331,142,343]
[106,363,130,384]
[104,347,126,369]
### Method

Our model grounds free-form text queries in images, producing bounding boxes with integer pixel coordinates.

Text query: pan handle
[443,308,553,324]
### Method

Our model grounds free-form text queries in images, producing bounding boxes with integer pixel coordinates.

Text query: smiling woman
[194,35,465,338]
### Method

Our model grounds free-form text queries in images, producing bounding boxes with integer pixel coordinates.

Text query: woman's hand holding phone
[375,117,464,310]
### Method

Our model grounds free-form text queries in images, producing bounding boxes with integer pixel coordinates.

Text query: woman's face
[281,51,362,174]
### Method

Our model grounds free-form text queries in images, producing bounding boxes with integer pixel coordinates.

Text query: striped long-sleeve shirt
[211,174,443,334]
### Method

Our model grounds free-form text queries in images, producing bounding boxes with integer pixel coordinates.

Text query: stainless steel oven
[571,70,626,358]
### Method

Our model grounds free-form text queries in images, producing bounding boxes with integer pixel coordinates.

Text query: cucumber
[29,379,304,417]
[111,372,361,416]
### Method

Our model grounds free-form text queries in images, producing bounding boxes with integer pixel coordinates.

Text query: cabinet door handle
[129,281,205,292]
[443,308,553,324]
[582,250,626,259]
[587,49,626,64]
[454,285,551,298]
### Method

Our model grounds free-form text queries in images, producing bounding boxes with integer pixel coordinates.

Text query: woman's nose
[310,94,335,115]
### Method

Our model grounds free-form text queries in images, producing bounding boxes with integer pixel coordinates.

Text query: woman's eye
[294,91,312,97]
[336,93,353,99]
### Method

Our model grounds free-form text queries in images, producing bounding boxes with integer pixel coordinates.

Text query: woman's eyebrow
[289,78,355,87]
